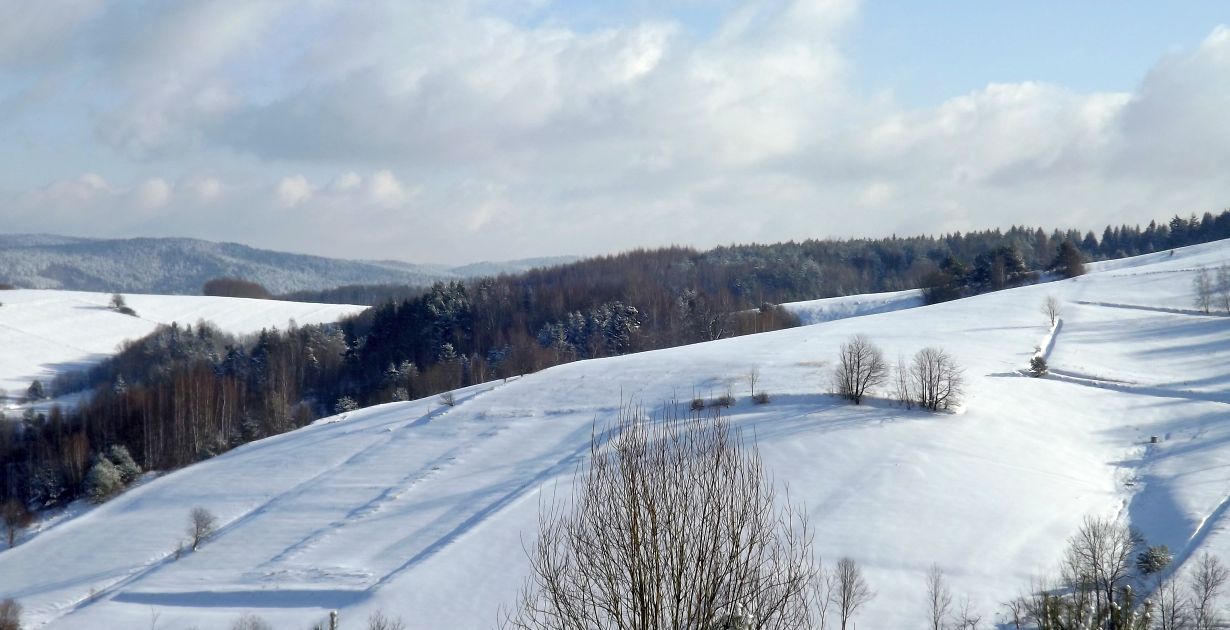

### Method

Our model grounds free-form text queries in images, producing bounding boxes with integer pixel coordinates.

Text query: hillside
[2,240,1230,628]
[0,290,367,401]
[0,235,576,295]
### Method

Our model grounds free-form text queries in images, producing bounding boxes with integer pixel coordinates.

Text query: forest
[1,210,1227,510]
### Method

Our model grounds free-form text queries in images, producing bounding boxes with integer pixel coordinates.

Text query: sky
[0,1,1228,265]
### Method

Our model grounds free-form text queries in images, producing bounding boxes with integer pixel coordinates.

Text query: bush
[84,459,122,503]
[710,393,735,408]
[1137,544,1172,575]
[333,396,359,414]
[107,445,142,484]
[439,391,456,407]
[690,397,705,411]
[1029,356,1048,377]
[753,391,771,404]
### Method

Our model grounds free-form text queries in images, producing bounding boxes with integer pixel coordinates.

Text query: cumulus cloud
[1,1,1229,263]
[275,175,313,208]
[134,178,171,210]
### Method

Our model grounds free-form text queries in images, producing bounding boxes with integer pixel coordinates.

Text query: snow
[781,288,924,324]
[0,290,366,403]
[4,242,1230,629]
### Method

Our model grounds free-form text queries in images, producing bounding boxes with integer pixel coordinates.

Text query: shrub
[84,459,122,503]
[107,445,142,484]
[439,391,456,407]
[710,393,735,408]
[333,396,359,414]
[690,397,705,411]
[1137,544,1172,575]
[1029,356,1048,377]
[753,392,770,404]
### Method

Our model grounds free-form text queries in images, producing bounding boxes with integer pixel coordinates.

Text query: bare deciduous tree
[1068,515,1140,623]
[1,499,31,548]
[953,595,981,630]
[910,348,964,411]
[1154,574,1190,630]
[0,598,20,630]
[503,405,825,630]
[230,613,272,630]
[189,506,217,551]
[1195,267,1214,314]
[747,368,761,398]
[892,354,912,409]
[831,557,873,630]
[1217,265,1230,313]
[1190,551,1228,630]
[1042,295,1062,327]
[926,564,953,630]
[833,335,887,405]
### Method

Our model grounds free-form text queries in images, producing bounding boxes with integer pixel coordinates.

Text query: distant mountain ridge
[0,234,576,295]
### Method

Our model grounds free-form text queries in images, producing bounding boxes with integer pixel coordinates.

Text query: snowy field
[0,290,367,403]
[4,241,1230,628]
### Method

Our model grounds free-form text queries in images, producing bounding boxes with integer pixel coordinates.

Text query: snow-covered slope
[4,242,1230,629]
[0,290,366,399]
[782,288,923,324]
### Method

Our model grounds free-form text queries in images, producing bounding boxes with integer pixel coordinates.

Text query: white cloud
[275,175,313,208]
[179,175,223,203]
[134,178,171,210]
[2,1,1230,263]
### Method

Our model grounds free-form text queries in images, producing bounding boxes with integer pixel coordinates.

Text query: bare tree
[747,368,761,398]
[1154,574,1190,630]
[953,595,981,630]
[1068,515,1140,623]
[188,506,217,551]
[910,348,964,411]
[1218,265,1230,314]
[1042,295,1062,327]
[926,564,953,630]
[1194,267,1214,314]
[1,499,31,548]
[892,354,913,409]
[831,557,873,630]
[230,613,272,630]
[1190,551,1228,630]
[0,598,20,630]
[503,404,825,630]
[1001,597,1026,629]
[365,611,406,630]
[832,335,887,405]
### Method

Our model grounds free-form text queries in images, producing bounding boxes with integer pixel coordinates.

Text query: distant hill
[0,234,576,294]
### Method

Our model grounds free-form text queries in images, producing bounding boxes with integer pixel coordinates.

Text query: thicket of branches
[503,404,837,630]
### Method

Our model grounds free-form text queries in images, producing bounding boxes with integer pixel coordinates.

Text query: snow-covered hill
[0,290,367,400]
[0,234,577,294]
[4,241,1230,629]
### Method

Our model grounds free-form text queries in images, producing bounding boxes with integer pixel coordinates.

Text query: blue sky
[1,1,1228,264]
